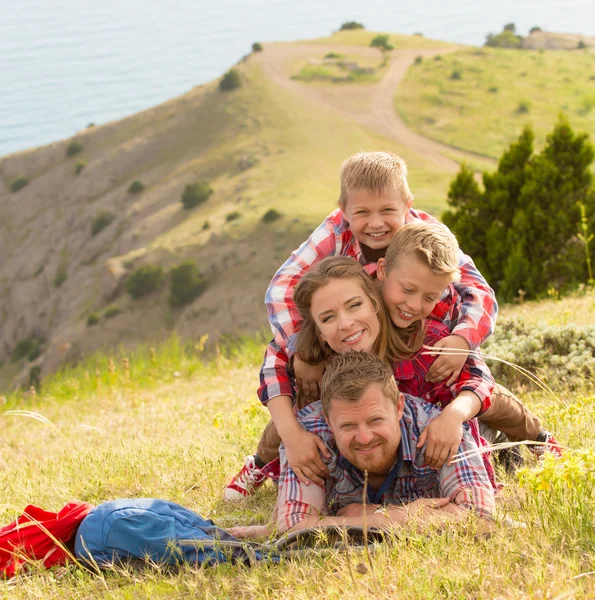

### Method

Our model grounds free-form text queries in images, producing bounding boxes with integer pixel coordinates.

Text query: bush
[10,177,30,193]
[87,313,100,326]
[54,263,68,287]
[11,336,45,363]
[66,140,84,157]
[128,180,144,194]
[219,69,241,91]
[484,318,595,389]
[262,208,282,223]
[578,40,587,50]
[169,261,208,307]
[252,42,263,52]
[325,52,343,59]
[126,265,165,299]
[517,100,530,113]
[370,34,393,52]
[339,21,364,30]
[414,55,423,65]
[202,220,210,230]
[529,26,542,33]
[104,305,121,319]
[29,366,41,390]
[181,182,213,209]
[488,86,499,93]
[433,55,442,61]
[75,161,86,175]
[91,211,115,236]
[226,210,241,222]
[449,70,462,81]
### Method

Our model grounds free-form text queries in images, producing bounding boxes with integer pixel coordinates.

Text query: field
[395,46,595,158]
[1,289,595,599]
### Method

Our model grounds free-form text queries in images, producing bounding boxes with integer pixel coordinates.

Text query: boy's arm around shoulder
[265,210,345,355]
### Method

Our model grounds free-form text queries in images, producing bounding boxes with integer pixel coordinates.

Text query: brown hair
[294,256,422,365]
[383,221,461,282]
[338,151,414,210]
[320,351,400,416]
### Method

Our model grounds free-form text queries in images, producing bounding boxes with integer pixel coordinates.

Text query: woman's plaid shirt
[277,395,496,532]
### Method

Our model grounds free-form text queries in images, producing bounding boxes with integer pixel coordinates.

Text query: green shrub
[488,86,499,93]
[370,34,393,52]
[11,336,45,363]
[128,180,145,194]
[414,55,423,65]
[169,261,208,307]
[126,265,165,299]
[578,40,587,50]
[202,220,210,230]
[433,55,442,61]
[219,69,241,91]
[324,52,343,59]
[339,21,364,30]
[66,140,84,157]
[87,122,95,128]
[10,177,30,193]
[484,318,595,389]
[91,211,115,236]
[226,210,241,222]
[103,305,121,319]
[450,69,462,81]
[54,263,68,287]
[252,42,263,52]
[87,313,100,326]
[262,208,282,223]
[517,100,530,113]
[529,26,542,33]
[181,182,213,209]
[75,161,86,175]
[29,366,41,390]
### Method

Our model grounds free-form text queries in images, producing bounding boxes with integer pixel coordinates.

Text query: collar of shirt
[336,419,415,504]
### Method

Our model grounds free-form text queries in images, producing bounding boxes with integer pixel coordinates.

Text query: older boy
[225,151,497,500]
[277,352,495,533]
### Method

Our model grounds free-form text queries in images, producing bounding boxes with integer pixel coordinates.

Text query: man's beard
[348,438,397,476]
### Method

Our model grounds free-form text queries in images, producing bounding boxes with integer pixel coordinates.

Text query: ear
[395,392,405,421]
[377,257,386,282]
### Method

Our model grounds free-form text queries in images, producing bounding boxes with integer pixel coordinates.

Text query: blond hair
[321,351,400,416]
[384,221,461,282]
[338,151,414,210]
[294,256,423,366]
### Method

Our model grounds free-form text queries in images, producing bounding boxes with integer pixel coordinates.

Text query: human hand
[416,411,463,470]
[425,335,470,385]
[227,524,271,539]
[293,356,325,402]
[377,497,451,528]
[336,503,378,517]
[284,428,331,486]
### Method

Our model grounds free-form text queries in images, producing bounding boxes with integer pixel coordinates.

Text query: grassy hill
[395,46,595,158]
[1,290,595,598]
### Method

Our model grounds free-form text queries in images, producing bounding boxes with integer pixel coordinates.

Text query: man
[276,351,496,534]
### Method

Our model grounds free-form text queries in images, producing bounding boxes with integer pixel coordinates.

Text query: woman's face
[310,277,380,355]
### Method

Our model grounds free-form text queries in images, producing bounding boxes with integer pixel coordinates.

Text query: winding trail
[256,43,495,172]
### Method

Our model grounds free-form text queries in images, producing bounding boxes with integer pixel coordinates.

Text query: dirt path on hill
[257,43,495,172]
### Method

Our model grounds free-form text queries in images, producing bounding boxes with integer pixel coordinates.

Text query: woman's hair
[294,256,423,365]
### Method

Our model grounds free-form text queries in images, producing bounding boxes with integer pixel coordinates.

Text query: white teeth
[399,309,413,318]
[368,232,387,238]
[344,330,363,342]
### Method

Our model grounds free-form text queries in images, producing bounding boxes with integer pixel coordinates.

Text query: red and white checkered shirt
[258,208,497,405]
[277,396,496,532]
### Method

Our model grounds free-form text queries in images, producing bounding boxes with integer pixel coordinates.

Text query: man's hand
[336,503,378,517]
[293,356,326,402]
[416,411,464,470]
[284,428,331,486]
[425,335,470,385]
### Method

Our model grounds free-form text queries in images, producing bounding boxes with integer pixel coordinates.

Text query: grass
[307,30,456,50]
[395,47,595,158]
[1,295,595,597]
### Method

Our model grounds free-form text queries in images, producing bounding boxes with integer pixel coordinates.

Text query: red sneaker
[532,430,563,459]
[224,455,276,500]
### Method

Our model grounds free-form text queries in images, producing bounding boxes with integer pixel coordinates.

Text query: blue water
[1,0,593,157]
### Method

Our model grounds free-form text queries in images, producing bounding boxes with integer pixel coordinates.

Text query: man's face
[377,256,451,328]
[326,383,404,477]
[342,188,410,251]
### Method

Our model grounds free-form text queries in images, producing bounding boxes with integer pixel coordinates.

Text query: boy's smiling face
[342,188,410,251]
[377,255,451,328]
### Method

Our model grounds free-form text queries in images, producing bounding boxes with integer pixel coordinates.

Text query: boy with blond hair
[225,151,497,500]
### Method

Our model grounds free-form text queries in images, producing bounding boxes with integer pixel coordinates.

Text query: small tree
[503,22,516,32]
[66,140,84,157]
[10,177,30,192]
[126,265,165,299]
[339,21,364,30]
[75,161,86,175]
[226,210,241,222]
[252,42,263,52]
[262,208,282,223]
[370,34,394,63]
[91,211,115,236]
[128,180,144,194]
[181,182,213,209]
[529,26,542,33]
[578,40,587,50]
[219,69,241,91]
[169,261,208,307]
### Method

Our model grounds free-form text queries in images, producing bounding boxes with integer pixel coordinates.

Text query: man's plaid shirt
[258,208,497,404]
[277,395,496,532]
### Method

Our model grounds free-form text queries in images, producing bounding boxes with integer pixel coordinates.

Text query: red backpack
[0,501,93,578]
